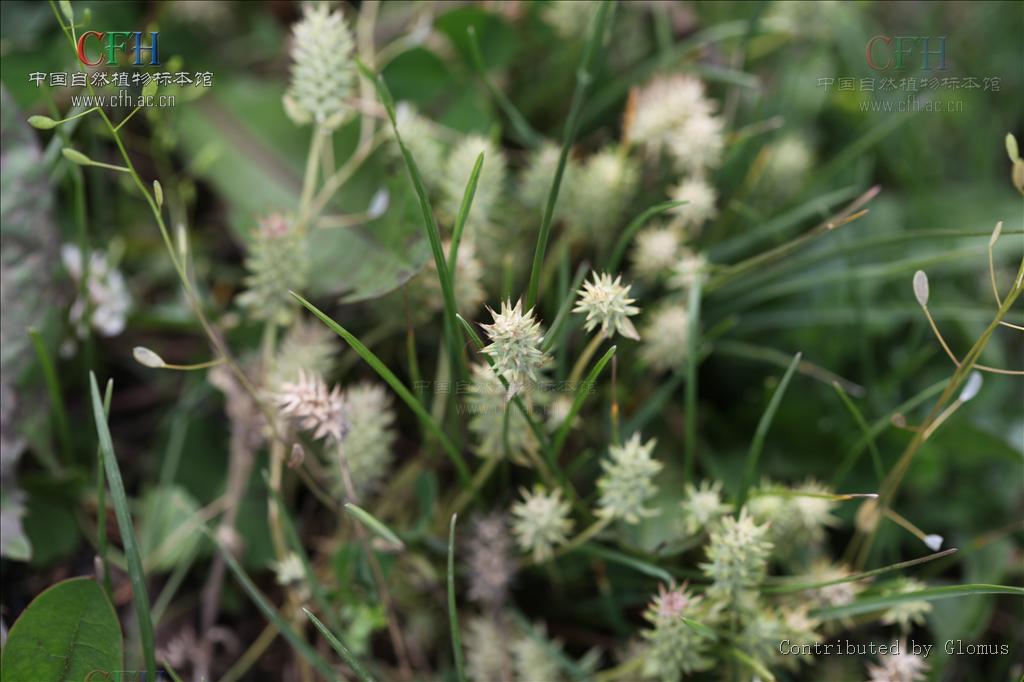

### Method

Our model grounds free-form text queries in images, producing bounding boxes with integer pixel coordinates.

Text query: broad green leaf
[173,79,429,302]
[139,485,201,572]
[1,577,123,680]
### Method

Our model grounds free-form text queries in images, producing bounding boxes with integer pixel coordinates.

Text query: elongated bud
[288,443,305,468]
[133,346,166,368]
[367,188,389,219]
[28,115,58,130]
[62,148,92,165]
[176,223,188,260]
[59,0,73,22]
[912,270,929,306]
[153,180,164,209]
[923,534,943,552]
[989,221,1002,247]
[1007,133,1020,163]
[958,371,982,402]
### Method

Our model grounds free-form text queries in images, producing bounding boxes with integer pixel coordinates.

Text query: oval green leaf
[1,577,123,680]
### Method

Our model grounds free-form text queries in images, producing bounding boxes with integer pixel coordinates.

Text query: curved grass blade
[304,607,376,682]
[739,352,802,505]
[729,647,776,682]
[344,502,405,550]
[448,152,484,278]
[293,292,472,487]
[201,525,335,678]
[95,378,113,596]
[526,0,613,309]
[762,548,957,594]
[29,328,71,464]
[466,27,544,148]
[88,373,156,681]
[831,382,885,484]
[812,583,1024,620]
[604,200,686,273]
[578,544,673,583]
[357,59,467,383]
[551,345,617,460]
[447,514,466,682]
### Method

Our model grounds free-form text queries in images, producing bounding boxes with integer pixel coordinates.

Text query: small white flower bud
[367,188,390,219]
[989,221,1003,247]
[133,346,166,368]
[62,148,93,165]
[912,270,929,306]
[958,371,982,402]
[28,115,58,130]
[153,180,164,209]
[923,534,943,552]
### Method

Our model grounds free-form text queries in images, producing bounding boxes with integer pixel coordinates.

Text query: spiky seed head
[519,143,576,220]
[510,485,574,562]
[480,299,550,399]
[667,249,707,291]
[237,214,309,326]
[669,178,718,230]
[880,578,933,630]
[679,480,732,536]
[866,648,929,682]
[465,513,516,609]
[807,561,869,608]
[511,624,565,682]
[336,382,396,497]
[630,226,682,281]
[61,244,132,339]
[639,305,690,372]
[624,75,713,156]
[640,582,716,678]
[442,134,507,232]
[573,272,641,340]
[266,317,338,391]
[564,148,638,242]
[700,510,773,602]
[464,617,511,682]
[276,369,346,443]
[283,3,356,128]
[596,433,662,523]
[666,109,725,174]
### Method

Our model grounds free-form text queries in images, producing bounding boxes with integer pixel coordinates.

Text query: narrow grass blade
[448,152,484,278]
[541,261,590,352]
[710,184,861,262]
[551,345,617,460]
[739,352,802,504]
[681,617,717,641]
[262,471,342,633]
[304,607,376,682]
[831,382,885,484]
[832,379,945,486]
[344,502,405,550]
[96,379,113,597]
[293,292,472,487]
[29,328,72,464]
[202,526,335,679]
[88,373,156,680]
[357,59,467,383]
[466,27,544,148]
[762,548,958,594]
[578,544,673,583]
[715,341,863,396]
[447,514,467,682]
[604,200,686,273]
[812,583,1024,620]
[526,0,613,309]
[683,277,702,482]
[729,647,776,682]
